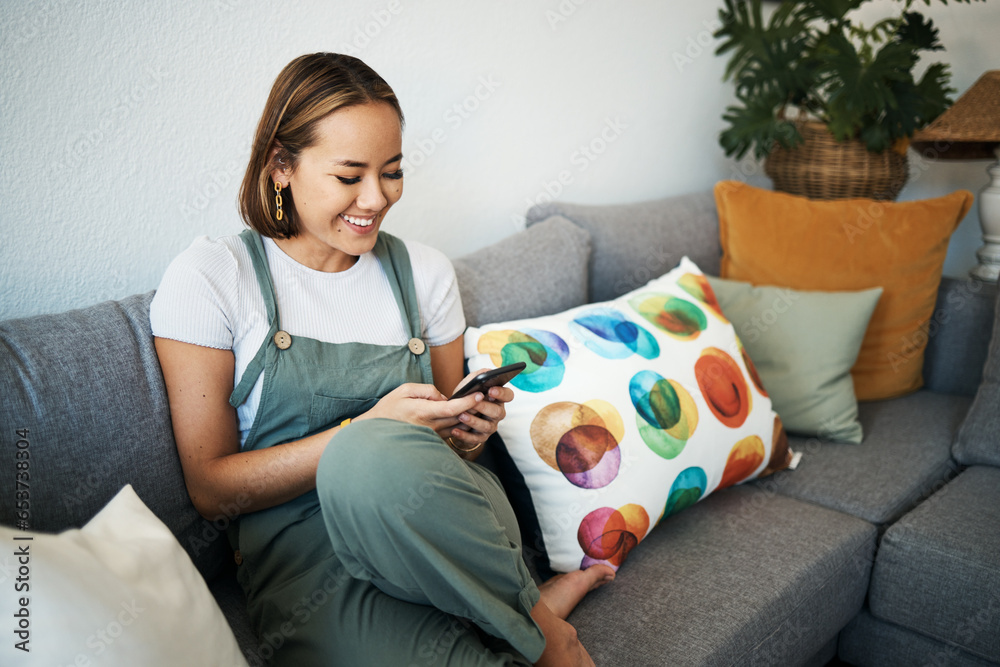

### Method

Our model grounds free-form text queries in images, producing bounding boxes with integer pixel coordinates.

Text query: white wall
[2,0,998,320]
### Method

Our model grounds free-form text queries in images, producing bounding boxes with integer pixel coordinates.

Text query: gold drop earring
[274,181,284,222]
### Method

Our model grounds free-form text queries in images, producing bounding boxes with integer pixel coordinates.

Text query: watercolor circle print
[464,256,793,573]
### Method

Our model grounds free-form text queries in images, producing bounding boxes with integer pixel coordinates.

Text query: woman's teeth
[341,214,375,227]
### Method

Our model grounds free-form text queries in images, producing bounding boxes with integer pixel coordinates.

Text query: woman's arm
[429,336,514,461]
[155,338,334,519]
[156,336,488,519]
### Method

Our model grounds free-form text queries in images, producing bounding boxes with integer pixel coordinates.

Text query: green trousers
[242,419,544,666]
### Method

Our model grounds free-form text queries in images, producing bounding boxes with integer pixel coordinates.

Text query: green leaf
[805,0,866,22]
[719,91,800,160]
[896,11,943,51]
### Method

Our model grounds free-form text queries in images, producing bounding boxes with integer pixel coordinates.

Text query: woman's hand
[356,381,484,435]
[442,368,515,453]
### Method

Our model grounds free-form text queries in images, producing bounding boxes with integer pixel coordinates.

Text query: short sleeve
[406,240,466,347]
[150,237,240,350]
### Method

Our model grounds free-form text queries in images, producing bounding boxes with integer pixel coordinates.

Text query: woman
[151,53,613,666]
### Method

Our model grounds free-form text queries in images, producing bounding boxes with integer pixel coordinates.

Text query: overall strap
[372,233,420,340]
[229,230,280,408]
[373,233,434,385]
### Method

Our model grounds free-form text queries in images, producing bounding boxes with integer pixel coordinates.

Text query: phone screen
[450,362,526,399]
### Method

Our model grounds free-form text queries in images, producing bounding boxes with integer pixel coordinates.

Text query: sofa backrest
[525,190,721,303]
[523,190,996,397]
[0,292,229,582]
[453,215,591,327]
[921,277,997,396]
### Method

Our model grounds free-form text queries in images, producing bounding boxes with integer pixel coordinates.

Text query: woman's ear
[268,144,290,186]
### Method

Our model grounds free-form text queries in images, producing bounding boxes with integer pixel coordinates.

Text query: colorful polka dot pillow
[464,257,793,573]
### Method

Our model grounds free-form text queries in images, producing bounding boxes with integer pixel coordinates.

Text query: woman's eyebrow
[332,153,404,168]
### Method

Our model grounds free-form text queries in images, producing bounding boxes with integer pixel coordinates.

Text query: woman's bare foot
[538,565,615,620]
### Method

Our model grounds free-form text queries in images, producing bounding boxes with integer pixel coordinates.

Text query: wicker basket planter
[764,122,909,201]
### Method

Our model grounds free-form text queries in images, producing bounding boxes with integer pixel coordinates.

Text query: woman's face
[275,102,403,272]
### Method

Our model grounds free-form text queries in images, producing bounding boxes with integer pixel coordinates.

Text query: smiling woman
[148,53,613,666]
[271,104,404,272]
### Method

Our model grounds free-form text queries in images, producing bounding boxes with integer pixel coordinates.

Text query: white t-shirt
[150,233,465,448]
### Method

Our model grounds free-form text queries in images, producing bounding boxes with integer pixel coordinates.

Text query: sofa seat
[862,465,1000,663]
[211,572,260,665]
[564,483,876,666]
[755,391,972,528]
[839,609,998,667]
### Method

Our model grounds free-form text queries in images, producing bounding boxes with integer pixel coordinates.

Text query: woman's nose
[357,175,388,212]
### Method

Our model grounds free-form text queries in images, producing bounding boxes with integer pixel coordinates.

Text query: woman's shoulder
[399,237,455,279]
[165,233,250,277]
[150,233,257,345]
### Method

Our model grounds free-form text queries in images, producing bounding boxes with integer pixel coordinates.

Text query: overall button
[408,337,426,355]
[273,331,292,350]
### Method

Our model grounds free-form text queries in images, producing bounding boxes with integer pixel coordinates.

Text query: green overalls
[228,230,544,666]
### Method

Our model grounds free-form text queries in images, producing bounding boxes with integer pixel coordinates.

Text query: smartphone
[450,362,526,399]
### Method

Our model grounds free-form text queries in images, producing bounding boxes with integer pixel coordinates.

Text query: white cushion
[465,257,793,573]
[0,485,248,666]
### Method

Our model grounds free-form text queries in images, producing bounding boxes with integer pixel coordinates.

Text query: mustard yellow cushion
[715,181,973,401]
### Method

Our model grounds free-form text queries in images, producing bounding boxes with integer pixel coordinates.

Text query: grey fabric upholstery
[867,466,1000,662]
[922,278,997,397]
[0,292,229,582]
[524,191,720,303]
[211,573,262,666]
[953,285,1000,467]
[756,391,970,527]
[566,485,876,666]
[453,215,590,327]
[803,637,838,667]
[840,609,998,667]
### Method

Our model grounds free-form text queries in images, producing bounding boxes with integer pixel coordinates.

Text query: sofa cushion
[953,284,1000,467]
[869,466,1000,660]
[525,191,720,303]
[568,485,876,665]
[867,465,1000,662]
[715,180,974,401]
[706,276,881,443]
[453,215,591,327]
[756,390,971,527]
[840,609,998,667]
[464,257,792,573]
[0,292,230,582]
[0,485,248,667]
[922,277,997,397]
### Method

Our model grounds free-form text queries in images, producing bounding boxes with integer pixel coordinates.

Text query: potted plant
[714,0,980,200]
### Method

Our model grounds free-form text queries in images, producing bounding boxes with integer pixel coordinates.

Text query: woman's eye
[383,169,404,180]
[336,176,361,185]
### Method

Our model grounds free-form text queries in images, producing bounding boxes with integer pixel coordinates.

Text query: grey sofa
[2,190,998,666]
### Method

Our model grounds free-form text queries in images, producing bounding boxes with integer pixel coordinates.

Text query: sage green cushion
[705,277,882,444]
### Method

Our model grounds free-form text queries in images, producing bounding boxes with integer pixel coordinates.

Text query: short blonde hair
[238,53,404,238]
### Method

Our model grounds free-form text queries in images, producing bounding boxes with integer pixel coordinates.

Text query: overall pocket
[308,394,379,434]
